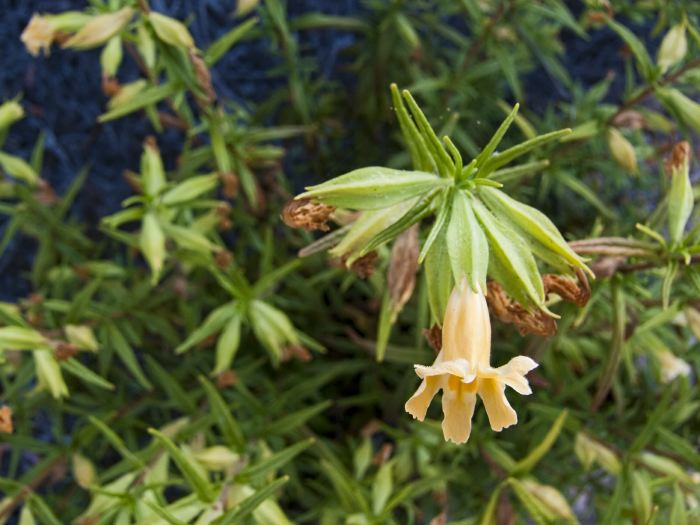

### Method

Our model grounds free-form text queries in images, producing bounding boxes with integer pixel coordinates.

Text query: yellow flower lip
[405,279,538,444]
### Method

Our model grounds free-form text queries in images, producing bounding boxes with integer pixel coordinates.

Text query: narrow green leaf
[98,82,180,123]
[215,477,289,525]
[199,375,246,452]
[88,415,144,468]
[236,438,314,482]
[148,428,215,503]
[61,359,115,391]
[512,410,568,475]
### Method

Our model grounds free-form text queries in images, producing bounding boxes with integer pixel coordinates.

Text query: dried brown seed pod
[282,197,335,232]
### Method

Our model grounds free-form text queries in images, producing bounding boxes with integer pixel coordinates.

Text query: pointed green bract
[472,199,546,310]
[479,187,592,276]
[446,190,489,291]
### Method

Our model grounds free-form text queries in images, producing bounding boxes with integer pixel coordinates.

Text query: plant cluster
[1,0,700,524]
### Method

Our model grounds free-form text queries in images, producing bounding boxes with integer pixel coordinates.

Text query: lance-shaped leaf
[0,326,48,350]
[249,300,299,364]
[213,310,242,375]
[481,128,571,175]
[140,212,166,283]
[472,199,546,310]
[149,429,215,502]
[161,174,219,206]
[479,187,592,276]
[390,83,434,172]
[176,302,237,354]
[446,190,489,292]
[298,167,448,210]
[359,190,438,256]
[330,199,416,264]
[473,104,519,172]
[62,8,133,50]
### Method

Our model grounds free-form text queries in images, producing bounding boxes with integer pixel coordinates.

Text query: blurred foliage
[1,0,700,523]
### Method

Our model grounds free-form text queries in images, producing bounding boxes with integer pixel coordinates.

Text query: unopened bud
[685,307,700,340]
[656,349,691,384]
[607,127,638,174]
[193,446,240,471]
[107,79,147,110]
[65,324,99,352]
[521,479,576,521]
[100,36,123,77]
[148,12,194,49]
[34,349,69,398]
[236,0,260,16]
[639,452,692,483]
[62,8,133,50]
[657,88,700,133]
[574,432,621,474]
[140,212,166,283]
[282,198,335,232]
[72,453,96,488]
[658,23,687,74]
[0,100,24,130]
[666,141,693,243]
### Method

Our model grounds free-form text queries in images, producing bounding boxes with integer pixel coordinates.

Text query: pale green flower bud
[148,12,194,49]
[0,100,24,130]
[62,8,133,50]
[65,325,99,352]
[34,349,69,398]
[607,127,638,174]
[657,23,687,74]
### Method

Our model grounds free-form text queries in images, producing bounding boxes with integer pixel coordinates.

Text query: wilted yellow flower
[657,349,691,383]
[21,15,57,56]
[405,279,538,444]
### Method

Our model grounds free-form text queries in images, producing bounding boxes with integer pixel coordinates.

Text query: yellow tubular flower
[405,278,538,444]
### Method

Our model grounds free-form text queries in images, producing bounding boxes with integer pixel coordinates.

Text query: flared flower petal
[405,375,442,421]
[414,357,476,383]
[478,377,518,431]
[479,356,538,395]
[442,387,477,444]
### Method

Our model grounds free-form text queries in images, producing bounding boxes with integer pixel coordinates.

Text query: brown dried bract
[220,171,239,198]
[487,281,557,337]
[0,406,13,433]
[216,370,238,389]
[282,198,335,232]
[612,110,645,130]
[55,343,80,361]
[281,345,312,363]
[665,141,691,176]
[543,269,591,307]
[215,250,234,269]
[346,251,378,279]
[216,202,233,230]
[372,442,394,466]
[189,49,217,106]
[102,75,121,97]
[423,323,442,353]
[388,225,419,309]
